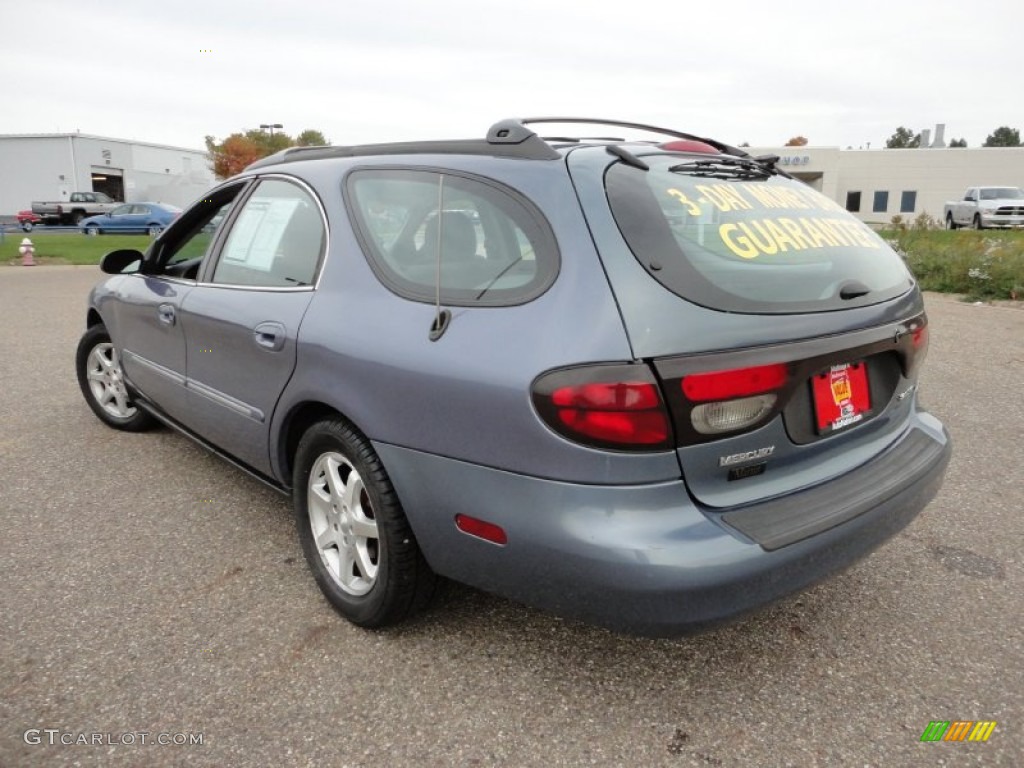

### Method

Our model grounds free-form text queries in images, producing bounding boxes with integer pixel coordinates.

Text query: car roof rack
[246,123,561,170]
[499,117,749,158]
[244,117,748,172]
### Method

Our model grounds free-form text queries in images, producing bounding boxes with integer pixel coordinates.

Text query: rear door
[568,147,928,507]
[179,176,326,475]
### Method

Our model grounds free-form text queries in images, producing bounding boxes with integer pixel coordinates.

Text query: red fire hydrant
[20,237,36,266]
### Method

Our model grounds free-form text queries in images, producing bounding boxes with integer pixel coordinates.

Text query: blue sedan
[80,202,181,236]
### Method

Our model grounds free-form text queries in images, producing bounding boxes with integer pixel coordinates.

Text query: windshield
[605,155,914,313]
[979,187,1024,200]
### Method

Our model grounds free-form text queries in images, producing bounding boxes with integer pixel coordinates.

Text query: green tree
[206,126,330,178]
[885,126,921,148]
[295,129,329,146]
[785,135,808,146]
[949,138,968,148]
[982,126,1021,147]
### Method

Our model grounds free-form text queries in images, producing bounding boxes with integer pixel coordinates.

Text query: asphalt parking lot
[1,266,1021,767]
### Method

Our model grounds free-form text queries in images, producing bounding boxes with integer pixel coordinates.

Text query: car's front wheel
[946,213,958,230]
[75,325,156,431]
[21,221,33,232]
[147,224,163,236]
[84,224,99,236]
[293,418,436,628]
[974,214,984,230]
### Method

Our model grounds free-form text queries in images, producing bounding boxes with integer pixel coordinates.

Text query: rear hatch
[567,146,929,508]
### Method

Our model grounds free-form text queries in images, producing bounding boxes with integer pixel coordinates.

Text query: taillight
[532,364,673,450]
[681,363,788,435]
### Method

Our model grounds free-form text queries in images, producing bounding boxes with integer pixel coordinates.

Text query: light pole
[260,123,283,137]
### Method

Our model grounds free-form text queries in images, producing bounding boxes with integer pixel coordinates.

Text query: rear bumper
[375,411,950,637]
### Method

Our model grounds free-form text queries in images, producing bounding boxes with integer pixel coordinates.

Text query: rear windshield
[606,155,914,313]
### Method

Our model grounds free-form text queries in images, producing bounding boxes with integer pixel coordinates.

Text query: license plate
[812,362,871,434]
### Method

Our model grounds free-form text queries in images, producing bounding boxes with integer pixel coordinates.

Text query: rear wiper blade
[668,157,777,180]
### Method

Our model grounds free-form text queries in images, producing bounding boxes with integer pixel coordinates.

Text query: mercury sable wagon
[76,118,951,636]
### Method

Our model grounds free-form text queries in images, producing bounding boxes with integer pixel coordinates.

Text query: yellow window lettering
[778,218,814,250]
[799,218,837,248]
[741,221,780,255]
[763,219,803,251]
[666,188,702,217]
[816,218,851,246]
[775,189,810,209]
[696,185,733,212]
[742,184,784,209]
[720,185,753,210]
[719,223,759,259]
[839,220,873,248]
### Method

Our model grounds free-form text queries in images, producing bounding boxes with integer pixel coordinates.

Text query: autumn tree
[885,126,921,148]
[205,127,331,179]
[983,126,1021,147]
[785,136,808,146]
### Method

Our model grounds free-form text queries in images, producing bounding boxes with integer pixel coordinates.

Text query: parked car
[16,210,42,231]
[944,186,1024,229]
[32,191,119,225]
[79,202,181,236]
[75,117,951,637]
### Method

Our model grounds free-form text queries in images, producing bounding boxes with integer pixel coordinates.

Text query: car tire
[945,213,958,230]
[974,214,984,230]
[21,221,33,232]
[75,324,157,432]
[293,418,437,628]
[72,212,85,225]
[84,224,99,236]
[147,224,163,236]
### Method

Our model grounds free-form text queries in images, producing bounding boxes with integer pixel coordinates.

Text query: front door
[180,177,327,475]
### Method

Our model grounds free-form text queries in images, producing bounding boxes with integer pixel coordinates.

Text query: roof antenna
[429,174,452,341]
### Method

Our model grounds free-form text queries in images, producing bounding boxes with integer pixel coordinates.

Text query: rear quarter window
[346,169,559,306]
[606,156,914,313]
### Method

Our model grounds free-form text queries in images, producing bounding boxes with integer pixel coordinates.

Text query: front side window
[347,169,558,306]
[605,155,913,314]
[110,204,133,216]
[212,178,325,288]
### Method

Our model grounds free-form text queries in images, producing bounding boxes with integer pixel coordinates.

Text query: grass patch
[880,229,1024,301]
[0,233,152,266]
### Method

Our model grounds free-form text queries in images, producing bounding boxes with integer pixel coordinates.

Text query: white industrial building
[0,133,215,216]
[751,125,1024,227]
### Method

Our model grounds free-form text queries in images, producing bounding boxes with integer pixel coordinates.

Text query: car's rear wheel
[75,325,156,431]
[293,418,436,628]
[84,224,99,236]
[946,213,958,230]
[147,224,163,236]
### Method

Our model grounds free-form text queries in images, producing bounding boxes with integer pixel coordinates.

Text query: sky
[1,0,1020,152]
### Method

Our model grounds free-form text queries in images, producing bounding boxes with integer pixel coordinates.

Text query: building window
[873,191,889,213]
[845,191,862,212]
[900,191,917,213]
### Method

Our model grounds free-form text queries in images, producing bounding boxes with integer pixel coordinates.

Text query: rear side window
[347,169,558,306]
[606,156,913,313]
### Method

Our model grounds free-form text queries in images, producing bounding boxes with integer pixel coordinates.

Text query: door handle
[158,303,176,326]
[253,321,287,352]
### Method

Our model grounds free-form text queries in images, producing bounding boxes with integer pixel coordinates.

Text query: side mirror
[100,249,144,274]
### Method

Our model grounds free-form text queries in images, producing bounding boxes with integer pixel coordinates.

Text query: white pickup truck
[944,186,1024,229]
[31,191,119,226]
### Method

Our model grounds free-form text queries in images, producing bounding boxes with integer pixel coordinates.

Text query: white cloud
[1,0,1020,150]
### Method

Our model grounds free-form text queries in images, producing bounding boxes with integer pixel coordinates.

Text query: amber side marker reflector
[455,514,508,545]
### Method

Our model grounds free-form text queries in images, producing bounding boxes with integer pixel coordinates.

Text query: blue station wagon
[76,118,951,636]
